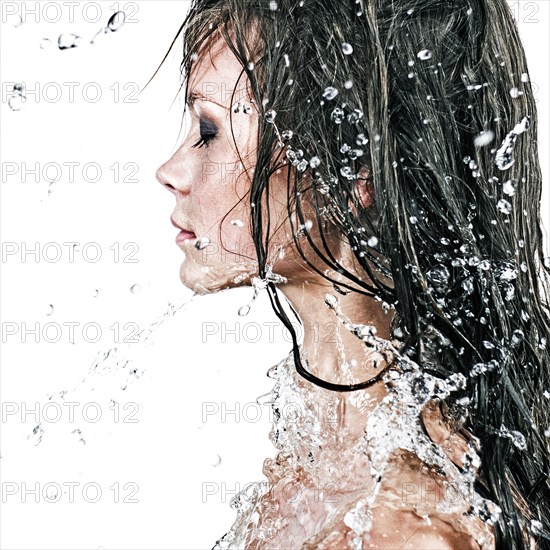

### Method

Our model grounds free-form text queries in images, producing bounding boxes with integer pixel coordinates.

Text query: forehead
[188,37,251,107]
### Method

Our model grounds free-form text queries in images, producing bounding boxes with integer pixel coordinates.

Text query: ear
[350,165,374,215]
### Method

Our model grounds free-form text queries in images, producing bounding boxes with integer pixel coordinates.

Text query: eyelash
[191,119,218,149]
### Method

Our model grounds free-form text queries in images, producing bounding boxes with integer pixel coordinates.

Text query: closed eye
[192,118,218,149]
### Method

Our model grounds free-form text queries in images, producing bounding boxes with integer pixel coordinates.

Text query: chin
[179,259,258,295]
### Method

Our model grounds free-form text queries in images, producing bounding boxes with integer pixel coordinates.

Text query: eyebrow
[186,90,228,110]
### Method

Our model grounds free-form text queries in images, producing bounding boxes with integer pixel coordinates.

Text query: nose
[155,149,192,195]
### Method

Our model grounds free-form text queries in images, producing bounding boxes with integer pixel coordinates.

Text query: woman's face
[156,38,317,294]
[157,40,259,293]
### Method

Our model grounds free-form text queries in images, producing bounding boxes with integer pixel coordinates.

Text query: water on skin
[212,294,498,549]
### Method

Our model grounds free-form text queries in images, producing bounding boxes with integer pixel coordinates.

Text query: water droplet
[281,129,293,140]
[194,236,210,250]
[502,179,517,196]
[269,0,278,10]
[521,73,529,83]
[58,33,82,50]
[40,38,52,49]
[509,87,521,99]
[474,130,495,147]
[265,110,277,123]
[427,264,450,288]
[344,80,353,89]
[333,284,351,295]
[340,166,356,180]
[356,133,368,145]
[296,160,308,172]
[499,267,517,281]
[309,156,321,168]
[347,109,363,124]
[238,304,250,316]
[467,7,473,15]
[92,289,99,298]
[28,424,45,446]
[511,329,524,347]
[544,257,550,269]
[107,11,126,31]
[471,360,499,377]
[130,284,141,294]
[462,278,474,295]
[342,42,353,55]
[322,86,338,100]
[367,236,378,247]
[417,49,432,60]
[330,107,345,124]
[45,304,54,316]
[230,219,244,227]
[497,199,512,215]
[301,220,313,232]
[8,94,24,111]
[409,216,418,224]
[210,453,222,467]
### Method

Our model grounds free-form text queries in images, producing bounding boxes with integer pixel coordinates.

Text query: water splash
[90,11,126,45]
[237,264,287,317]
[58,33,82,50]
[212,295,498,548]
[24,296,194,447]
[494,116,530,170]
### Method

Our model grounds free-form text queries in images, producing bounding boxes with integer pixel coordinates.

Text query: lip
[176,230,196,244]
[171,216,196,244]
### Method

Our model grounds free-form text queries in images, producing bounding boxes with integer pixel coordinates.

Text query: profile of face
[156,36,373,295]
[156,38,256,294]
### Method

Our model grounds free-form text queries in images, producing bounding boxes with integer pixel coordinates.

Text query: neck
[277,276,394,386]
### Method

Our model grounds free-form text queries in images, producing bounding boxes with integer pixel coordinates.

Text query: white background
[0,1,548,549]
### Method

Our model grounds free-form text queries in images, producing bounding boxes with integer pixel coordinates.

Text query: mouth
[171,216,197,244]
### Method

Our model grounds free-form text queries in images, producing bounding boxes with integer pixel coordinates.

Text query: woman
[154,0,550,548]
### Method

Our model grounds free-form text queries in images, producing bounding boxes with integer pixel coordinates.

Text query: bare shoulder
[301,504,488,550]
[367,506,485,549]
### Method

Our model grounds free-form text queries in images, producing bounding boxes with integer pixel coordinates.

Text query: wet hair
[152,0,550,547]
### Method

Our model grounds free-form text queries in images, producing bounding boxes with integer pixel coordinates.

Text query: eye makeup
[192,117,218,149]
